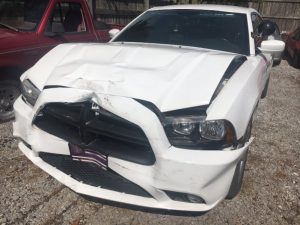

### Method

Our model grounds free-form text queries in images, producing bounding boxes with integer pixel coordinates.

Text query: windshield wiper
[0,23,18,32]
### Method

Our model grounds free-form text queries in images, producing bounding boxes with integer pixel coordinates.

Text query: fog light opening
[186,194,205,204]
[164,190,206,204]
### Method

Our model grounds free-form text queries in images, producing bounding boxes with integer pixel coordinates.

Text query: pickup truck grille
[34,102,155,165]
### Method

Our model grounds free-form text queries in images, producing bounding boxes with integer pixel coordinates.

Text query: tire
[0,80,21,122]
[273,60,281,67]
[226,119,252,199]
[292,54,300,69]
[261,77,269,99]
[283,48,288,60]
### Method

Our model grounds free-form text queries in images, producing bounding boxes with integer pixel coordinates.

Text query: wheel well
[237,101,257,147]
[0,66,24,81]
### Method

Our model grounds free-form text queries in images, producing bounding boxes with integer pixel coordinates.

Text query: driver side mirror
[109,29,120,39]
[258,40,285,65]
[260,40,285,52]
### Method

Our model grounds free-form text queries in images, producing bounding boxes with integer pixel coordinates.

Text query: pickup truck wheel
[0,80,20,122]
[226,120,252,199]
[292,54,299,68]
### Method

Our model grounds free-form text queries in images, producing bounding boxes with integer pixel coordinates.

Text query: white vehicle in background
[13,5,284,212]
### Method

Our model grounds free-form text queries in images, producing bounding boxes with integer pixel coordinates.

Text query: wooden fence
[91,0,173,25]
[92,0,300,31]
[248,0,300,31]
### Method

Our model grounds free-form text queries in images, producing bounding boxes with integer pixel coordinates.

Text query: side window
[46,2,86,34]
[251,13,263,35]
[251,13,263,48]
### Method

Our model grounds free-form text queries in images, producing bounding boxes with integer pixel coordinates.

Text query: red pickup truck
[0,0,122,121]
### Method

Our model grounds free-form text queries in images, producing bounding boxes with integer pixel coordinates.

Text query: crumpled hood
[28,43,237,112]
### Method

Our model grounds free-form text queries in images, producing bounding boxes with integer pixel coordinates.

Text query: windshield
[0,0,49,31]
[114,10,250,55]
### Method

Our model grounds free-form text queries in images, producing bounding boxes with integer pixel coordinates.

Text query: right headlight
[21,79,41,106]
[164,116,237,150]
[135,99,237,150]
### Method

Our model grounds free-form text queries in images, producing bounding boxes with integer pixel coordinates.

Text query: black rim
[0,86,18,116]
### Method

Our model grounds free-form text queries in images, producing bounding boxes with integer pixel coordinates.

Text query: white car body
[13,5,283,212]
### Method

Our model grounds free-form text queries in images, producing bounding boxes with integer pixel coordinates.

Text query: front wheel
[226,119,252,199]
[226,151,248,199]
[0,80,21,122]
[273,60,281,66]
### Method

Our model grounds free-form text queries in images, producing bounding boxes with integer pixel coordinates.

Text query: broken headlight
[21,79,41,106]
[164,115,236,150]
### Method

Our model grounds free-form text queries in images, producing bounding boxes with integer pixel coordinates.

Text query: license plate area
[69,143,108,170]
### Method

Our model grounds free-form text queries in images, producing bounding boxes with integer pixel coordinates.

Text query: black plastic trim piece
[34,102,156,165]
[164,190,206,204]
[163,106,208,117]
[135,99,208,121]
[39,152,152,198]
[20,140,32,150]
[223,56,247,79]
[210,55,247,103]
[134,99,164,121]
[81,194,208,216]
[258,53,271,67]
[43,85,69,90]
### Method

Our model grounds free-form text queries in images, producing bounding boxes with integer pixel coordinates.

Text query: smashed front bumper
[13,88,251,212]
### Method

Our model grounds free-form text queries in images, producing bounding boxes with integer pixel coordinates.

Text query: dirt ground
[0,60,299,225]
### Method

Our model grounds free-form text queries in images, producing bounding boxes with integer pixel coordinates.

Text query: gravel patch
[0,60,299,225]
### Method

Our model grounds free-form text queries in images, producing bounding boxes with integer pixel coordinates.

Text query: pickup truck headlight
[164,116,236,150]
[21,79,41,106]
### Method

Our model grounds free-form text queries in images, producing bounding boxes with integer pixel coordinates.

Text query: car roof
[149,4,257,15]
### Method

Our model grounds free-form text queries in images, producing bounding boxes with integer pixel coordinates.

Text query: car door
[250,12,272,88]
[38,0,98,56]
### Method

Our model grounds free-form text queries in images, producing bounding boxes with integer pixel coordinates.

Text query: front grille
[39,152,152,198]
[34,102,155,165]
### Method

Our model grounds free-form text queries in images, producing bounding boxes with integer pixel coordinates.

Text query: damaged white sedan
[13,5,285,212]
